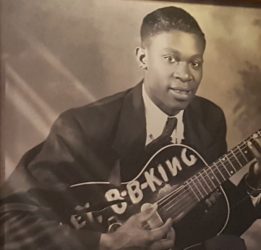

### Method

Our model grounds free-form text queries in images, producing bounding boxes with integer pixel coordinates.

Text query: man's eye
[164,56,176,63]
[191,61,202,69]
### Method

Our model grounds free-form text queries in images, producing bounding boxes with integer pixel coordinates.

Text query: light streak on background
[17,29,97,102]
[6,64,57,127]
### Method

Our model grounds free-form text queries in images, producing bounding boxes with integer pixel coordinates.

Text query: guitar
[63,130,260,250]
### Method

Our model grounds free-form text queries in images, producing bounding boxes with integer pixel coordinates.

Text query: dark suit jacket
[0,83,259,250]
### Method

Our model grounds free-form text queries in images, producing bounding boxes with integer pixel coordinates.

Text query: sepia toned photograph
[1,0,261,249]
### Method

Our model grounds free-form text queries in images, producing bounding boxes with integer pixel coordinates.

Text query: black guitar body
[65,145,230,250]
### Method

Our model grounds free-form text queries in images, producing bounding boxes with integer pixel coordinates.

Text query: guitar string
[155,143,250,212]
[158,186,196,216]
[159,192,197,220]
[155,182,213,219]
[144,196,196,230]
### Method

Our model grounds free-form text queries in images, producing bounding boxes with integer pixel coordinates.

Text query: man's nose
[173,62,192,82]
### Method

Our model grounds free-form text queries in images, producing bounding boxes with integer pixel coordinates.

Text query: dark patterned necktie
[145,117,177,156]
[160,117,178,143]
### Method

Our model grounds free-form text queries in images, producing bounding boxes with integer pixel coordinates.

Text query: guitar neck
[188,138,254,201]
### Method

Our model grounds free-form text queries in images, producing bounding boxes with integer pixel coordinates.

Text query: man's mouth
[169,88,193,100]
[172,89,192,94]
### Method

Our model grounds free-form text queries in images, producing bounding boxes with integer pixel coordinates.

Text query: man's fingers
[249,161,261,176]
[149,218,174,241]
[149,238,175,250]
[138,203,158,223]
[248,140,261,161]
[166,228,175,241]
[248,138,261,179]
[249,137,261,153]
[149,228,175,250]
[148,227,175,250]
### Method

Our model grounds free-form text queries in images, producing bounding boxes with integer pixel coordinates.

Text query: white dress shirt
[142,85,184,146]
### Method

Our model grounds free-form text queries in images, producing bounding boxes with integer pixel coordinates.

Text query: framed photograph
[1,0,261,249]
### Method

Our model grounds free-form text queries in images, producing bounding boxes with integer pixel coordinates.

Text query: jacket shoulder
[192,96,225,120]
[66,88,131,116]
[53,87,133,141]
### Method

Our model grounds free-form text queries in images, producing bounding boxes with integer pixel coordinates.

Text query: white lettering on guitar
[105,189,127,214]
[144,168,163,192]
[105,148,198,215]
[127,180,144,204]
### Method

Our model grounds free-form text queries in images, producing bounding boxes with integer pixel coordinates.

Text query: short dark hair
[140,6,206,48]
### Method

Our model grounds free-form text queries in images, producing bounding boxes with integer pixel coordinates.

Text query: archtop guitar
[63,130,260,250]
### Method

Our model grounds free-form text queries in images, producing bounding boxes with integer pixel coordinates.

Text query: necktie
[160,117,178,143]
[145,117,177,156]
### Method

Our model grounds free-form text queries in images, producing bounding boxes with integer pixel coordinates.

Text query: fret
[186,179,202,201]
[197,171,212,193]
[237,145,248,163]
[201,168,215,191]
[213,162,226,182]
[193,175,209,197]
[191,175,206,198]
[225,155,237,172]
[222,155,236,176]
[162,195,197,223]
[216,161,229,179]
[231,150,243,169]
[191,176,205,199]
[218,158,231,177]
[234,148,248,166]
[207,166,221,186]
[185,182,201,202]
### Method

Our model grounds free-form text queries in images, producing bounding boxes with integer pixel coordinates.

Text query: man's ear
[135,47,148,70]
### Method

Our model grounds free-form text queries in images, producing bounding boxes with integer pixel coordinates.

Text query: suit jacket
[0,83,259,250]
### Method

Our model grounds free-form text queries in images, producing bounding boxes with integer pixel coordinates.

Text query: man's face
[140,30,205,115]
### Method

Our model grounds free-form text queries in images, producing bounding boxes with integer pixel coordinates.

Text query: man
[1,6,261,250]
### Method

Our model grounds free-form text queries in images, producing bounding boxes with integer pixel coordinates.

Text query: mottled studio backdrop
[2,0,261,249]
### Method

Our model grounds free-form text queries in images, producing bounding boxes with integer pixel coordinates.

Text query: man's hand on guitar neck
[246,137,261,200]
[99,206,175,250]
